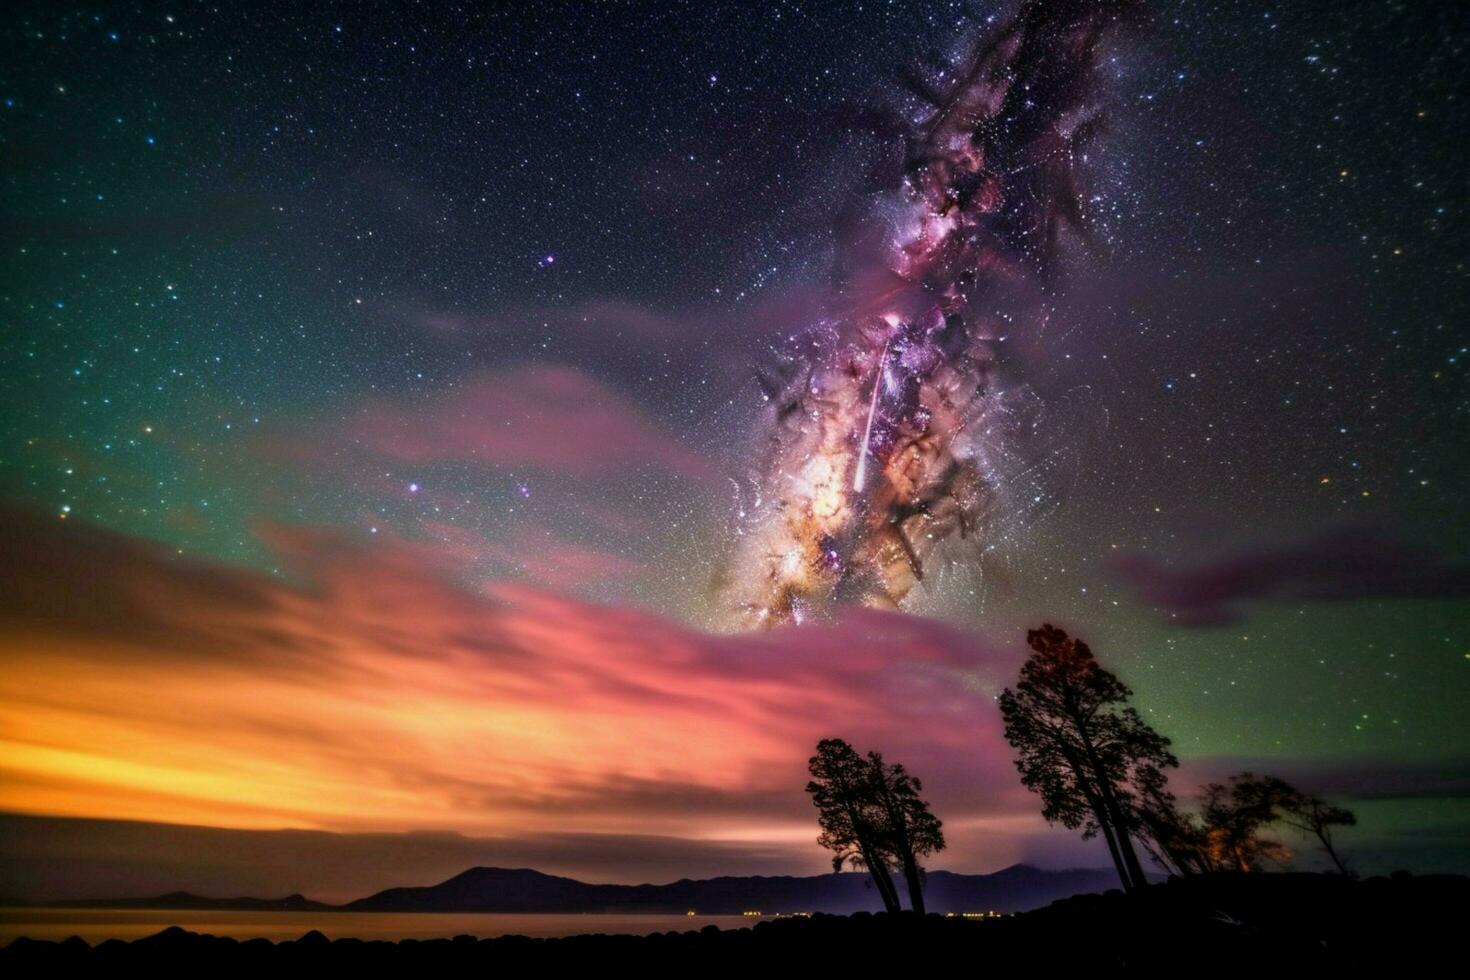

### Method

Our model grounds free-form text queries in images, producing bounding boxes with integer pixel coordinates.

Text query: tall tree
[806,738,902,913]
[998,624,1178,892]
[865,752,946,914]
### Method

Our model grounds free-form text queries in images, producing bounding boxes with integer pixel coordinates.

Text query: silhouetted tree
[1199,773,1295,872]
[1133,764,1213,877]
[1137,771,1356,876]
[865,751,946,914]
[998,624,1178,892]
[806,738,902,912]
[1279,787,1357,876]
[1209,773,1356,875]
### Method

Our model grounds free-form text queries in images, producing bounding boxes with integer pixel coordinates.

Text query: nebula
[724,0,1141,628]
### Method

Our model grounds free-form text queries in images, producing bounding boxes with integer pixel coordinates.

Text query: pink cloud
[313,363,713,483]
[423,521,645,592]
[0,508,1047,876]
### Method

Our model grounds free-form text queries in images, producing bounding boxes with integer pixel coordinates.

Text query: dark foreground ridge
[4,873,1463,970]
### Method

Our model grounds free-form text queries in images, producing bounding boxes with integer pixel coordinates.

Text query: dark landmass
[3,873,1463,970]
[53,892,332,912]
[345,864,1136,914]
[33,864,1132,915]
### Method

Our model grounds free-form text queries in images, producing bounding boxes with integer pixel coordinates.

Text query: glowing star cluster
[725,0,1141,628]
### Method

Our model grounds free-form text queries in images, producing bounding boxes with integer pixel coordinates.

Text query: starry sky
[1,1,1467,899]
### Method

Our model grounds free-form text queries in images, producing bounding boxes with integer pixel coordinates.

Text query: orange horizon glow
[0,510,1038,868]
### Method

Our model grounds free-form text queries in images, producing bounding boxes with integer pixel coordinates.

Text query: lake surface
[0,908,757,944]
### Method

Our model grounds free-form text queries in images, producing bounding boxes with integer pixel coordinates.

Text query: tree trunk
[833,770,901,914]
[1106,791,1150,890]
[1066,745,1135,893]
[1165,843,1198,876]
[860,843,900,912]
[1074,773,1130,891]
[888,821,926,913]
[900,852,926,915]
[871,858,902,912]
[857,838,901,912]
[1076,732,1149,892]
[877,787,926,914]
[1095,811,1132,890]
[1317,829,1351,876]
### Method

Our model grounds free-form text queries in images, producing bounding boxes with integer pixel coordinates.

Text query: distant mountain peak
[441,866,576,885]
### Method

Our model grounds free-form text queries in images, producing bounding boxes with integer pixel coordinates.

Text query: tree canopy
[998,624,1177,892]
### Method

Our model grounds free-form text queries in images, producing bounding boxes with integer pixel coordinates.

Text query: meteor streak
[853,340,890,493]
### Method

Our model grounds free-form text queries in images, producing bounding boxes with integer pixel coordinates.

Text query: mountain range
[40,865,1130,915]
[53,891,333,912]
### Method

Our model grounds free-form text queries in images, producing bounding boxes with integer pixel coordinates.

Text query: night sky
[1,1,1467,900]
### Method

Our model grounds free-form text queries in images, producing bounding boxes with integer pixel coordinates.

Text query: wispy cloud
[0,509,1034,875]
[1111,525,1470,626]
[327,364,716,482]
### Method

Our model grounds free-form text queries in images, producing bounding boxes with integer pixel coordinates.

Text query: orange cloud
[0,508,1042,873]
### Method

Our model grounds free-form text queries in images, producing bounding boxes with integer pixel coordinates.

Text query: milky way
[726,0,1141,627]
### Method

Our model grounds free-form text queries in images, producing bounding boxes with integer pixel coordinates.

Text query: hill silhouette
[37,864,1131,915]
[346,864,1133,914]
[53,892,331,912]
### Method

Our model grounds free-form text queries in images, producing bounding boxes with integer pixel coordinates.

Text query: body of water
[0,908,758,944]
